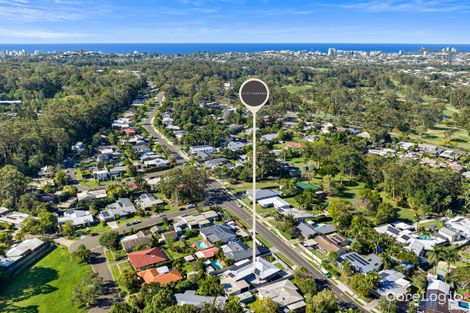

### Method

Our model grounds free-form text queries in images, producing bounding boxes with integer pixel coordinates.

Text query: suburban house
[258,196,290,209]
[221,241,268,262]
[189,145,215,155]
[226,141,246,153]
[109,166,127,178]
[77,189,107,202]
[92,169,110,181]
[418,278,451,313]
[0,238,52,275]
[175,290,227,309]
[200,224,237,244]
[220,257,281,295]
[297,222,317,239]
[161,230,178,242]
[0,211,30,228]
[445,216,470,239]
[438,227,459,243]
[176,210,219,229]
[257,279,306,312]
[135,193,163,210]
[144,177,161,191]
[57,209,95,227]
[195,247,219,260]
[246,189,280,202]
[375,223,446,254]
[377,269,411,298]
[112,117,132,129]
[99,198,136,221]
[260,133,278,143]
[138,268,183,285]
[313,235,346,254]
[128,247,168,270]
[120,231,153,252]
[339,252,383,274]
[313,224,337,235]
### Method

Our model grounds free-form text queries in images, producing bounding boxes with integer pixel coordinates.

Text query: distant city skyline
[0,0,469,44]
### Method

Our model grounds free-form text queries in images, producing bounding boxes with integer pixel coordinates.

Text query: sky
[0,0,469,44]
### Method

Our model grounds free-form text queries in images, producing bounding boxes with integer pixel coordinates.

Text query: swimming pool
[418,234,433,240]
[211,260,223,270]
[458,301,469,309]
[197,241,209,249]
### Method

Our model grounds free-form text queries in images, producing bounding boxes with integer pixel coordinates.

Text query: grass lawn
[0,246,92,313]
[275,252,294,268]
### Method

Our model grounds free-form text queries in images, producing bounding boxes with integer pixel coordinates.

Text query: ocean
[1,43,470,54]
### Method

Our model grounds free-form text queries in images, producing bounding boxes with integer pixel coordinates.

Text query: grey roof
[102,198,136,219]
[222,241,268,262]
[227,141,246,152]
[340,252,383,274]
[175,290,226,308]
[246,189,280,201]
[297,222,317,238]
[314,224,337,235]
[0,238,45,267]
[120,231,152,251]
[200,224,237,244]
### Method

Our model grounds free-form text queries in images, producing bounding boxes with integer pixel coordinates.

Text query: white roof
[58,210,94,226]
[258,280,305,310]
[427,279,451,294]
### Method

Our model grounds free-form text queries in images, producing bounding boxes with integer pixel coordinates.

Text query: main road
[144,93,365,311]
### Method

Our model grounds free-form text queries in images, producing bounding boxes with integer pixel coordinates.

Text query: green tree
[376,202,397,224]
[0,165,28,207]
[99,230,120,250]
[224,296,243,313]
[293,266,318,295]
[378,296,398,313]
[72,244,92,264]
[143,288,175,313]
[72,273,103,308]
[351,273,373,298]
[251,298,279,313]
[110,302,135,313]
[61,221,74,239]
[321,175,338,196]
[119,269,140,293]
[306,289,338,313]
[196,275,224,296]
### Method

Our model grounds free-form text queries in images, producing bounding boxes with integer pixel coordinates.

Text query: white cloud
[342,0,470,13]
[0,28,87,39]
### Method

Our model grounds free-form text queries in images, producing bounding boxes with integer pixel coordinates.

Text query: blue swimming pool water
[458,301,469,309]
[418,235,433,240]
[197,241,208,249]
[211,260,223,270]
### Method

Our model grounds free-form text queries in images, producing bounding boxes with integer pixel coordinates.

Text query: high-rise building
[327,48,336,57]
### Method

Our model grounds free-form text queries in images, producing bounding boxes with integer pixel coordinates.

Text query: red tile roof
[122,128,137,136]
[197,247,219,259]
[128,247,167,269]
[285,141,306,148]
[138,269,183,285]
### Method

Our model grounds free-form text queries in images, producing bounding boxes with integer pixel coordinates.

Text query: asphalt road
[205,179,363,311]
[142,93,364,311]
[73,92,364,312]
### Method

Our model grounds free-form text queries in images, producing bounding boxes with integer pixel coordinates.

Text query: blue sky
[0,0,469,43]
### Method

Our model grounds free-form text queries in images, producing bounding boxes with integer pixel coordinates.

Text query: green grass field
[0,246,92,313]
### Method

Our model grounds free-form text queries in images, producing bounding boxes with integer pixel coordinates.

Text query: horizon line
[1,42,470,45]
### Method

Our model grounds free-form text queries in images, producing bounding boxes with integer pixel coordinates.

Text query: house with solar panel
[99,198,136,221]
[338,252,383,274]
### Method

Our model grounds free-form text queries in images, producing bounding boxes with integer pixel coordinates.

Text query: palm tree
[442,246,461,273]
[427,245,446,275]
